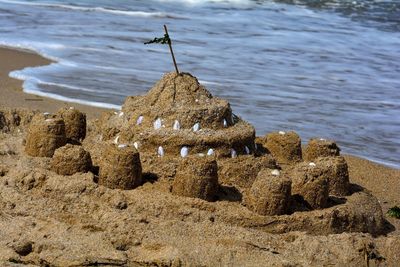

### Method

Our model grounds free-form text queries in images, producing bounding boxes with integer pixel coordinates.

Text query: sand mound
[51,144,92,175]
[97,72,255,158]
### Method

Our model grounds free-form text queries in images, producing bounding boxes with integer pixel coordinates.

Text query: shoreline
[0,46,110,119]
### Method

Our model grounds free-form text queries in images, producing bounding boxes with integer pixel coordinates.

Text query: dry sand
[0,47,399,266]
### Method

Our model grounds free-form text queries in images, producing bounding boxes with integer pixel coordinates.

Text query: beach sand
[0,47,399,266]
[0,47,110,119]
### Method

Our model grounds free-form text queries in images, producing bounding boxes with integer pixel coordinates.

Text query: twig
[163,25,179,75]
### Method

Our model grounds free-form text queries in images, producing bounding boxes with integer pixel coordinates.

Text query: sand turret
[98,143,142,190]
[245,169,291,216]
[290,162,329,209]
[172,156,219,201]
[51,144,93,175]
[304,138,340,161]
[261,131,302,165]
[25,114,67,157]
[57,107,86,142]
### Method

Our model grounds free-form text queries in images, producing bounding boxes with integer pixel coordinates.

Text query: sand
[0,47,109,119]
[0,47,399,266]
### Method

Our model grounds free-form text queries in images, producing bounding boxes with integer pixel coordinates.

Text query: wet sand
[0,47,110,119]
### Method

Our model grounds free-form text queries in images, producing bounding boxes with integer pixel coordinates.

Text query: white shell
[195,99,199,102]
[136,116,144,125]
[180,146,189,158]
[173,120,181,130]
[223,119,228,128]
[192,123,200,132]
[43,112,50,115]
[158,146,164,157]
[279,131,286,135]
[154,118,162,130]
[271,169,280,176]
[113,135,120,144]
[114,111,118,115]
[118,111,124,117]
[133,141,139,150]
[231,148,237,158]
[207,148,215,156]
[309,162,316,167]
[118,144,127,148]
[245,146,250,155]
[69,106,74,110]
[198,153,205,157]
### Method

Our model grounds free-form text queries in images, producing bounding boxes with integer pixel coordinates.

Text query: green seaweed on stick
[145,25,180,75]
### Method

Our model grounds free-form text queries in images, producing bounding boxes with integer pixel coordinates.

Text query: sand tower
[57,107,87,142]
[245,169,291,216]
[116,72,256,157]
[304,138,340,161]
[315,156,350,196]
[172,156,219,201]
[290,162,329,209]
[25,114,67,157]
[51,144,93,175]
[98,143,142,190]
[262,131,302,165]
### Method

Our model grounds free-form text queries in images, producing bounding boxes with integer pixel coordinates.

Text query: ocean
[0,0,399,168]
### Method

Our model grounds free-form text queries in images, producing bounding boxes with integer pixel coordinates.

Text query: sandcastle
[304,138,341,161]
[25,114,67,157]
[51,144,93,175]
[172,156,219,201]
[98,143,142,190]
[262,131,302,165]
[245,169,291,215]
[58,71,386,235]
[57,107,87,142]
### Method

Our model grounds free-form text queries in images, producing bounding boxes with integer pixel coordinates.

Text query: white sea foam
[0,0,177,18]
[20,79,121,110]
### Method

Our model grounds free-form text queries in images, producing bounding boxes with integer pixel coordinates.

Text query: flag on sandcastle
[145,25,180,74]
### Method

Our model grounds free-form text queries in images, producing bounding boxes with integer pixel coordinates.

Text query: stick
[163,25,179,75]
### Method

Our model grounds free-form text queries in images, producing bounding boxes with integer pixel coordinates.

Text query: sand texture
[0,49,399,266]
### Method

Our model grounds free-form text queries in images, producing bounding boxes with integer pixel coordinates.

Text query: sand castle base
[98,144,142,190]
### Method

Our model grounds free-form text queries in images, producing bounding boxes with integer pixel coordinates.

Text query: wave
[9,70,121,109]
[0,0,181,18]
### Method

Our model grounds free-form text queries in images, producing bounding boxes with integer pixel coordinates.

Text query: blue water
[0,0,399,168]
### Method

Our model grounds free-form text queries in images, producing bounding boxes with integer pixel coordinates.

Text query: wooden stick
[163,25,179,75]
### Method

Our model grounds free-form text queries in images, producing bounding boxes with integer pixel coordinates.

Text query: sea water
[0,0,399,167]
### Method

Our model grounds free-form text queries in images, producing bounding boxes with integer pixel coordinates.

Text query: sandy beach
[1,47,399,266]
[0,47,109,119]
